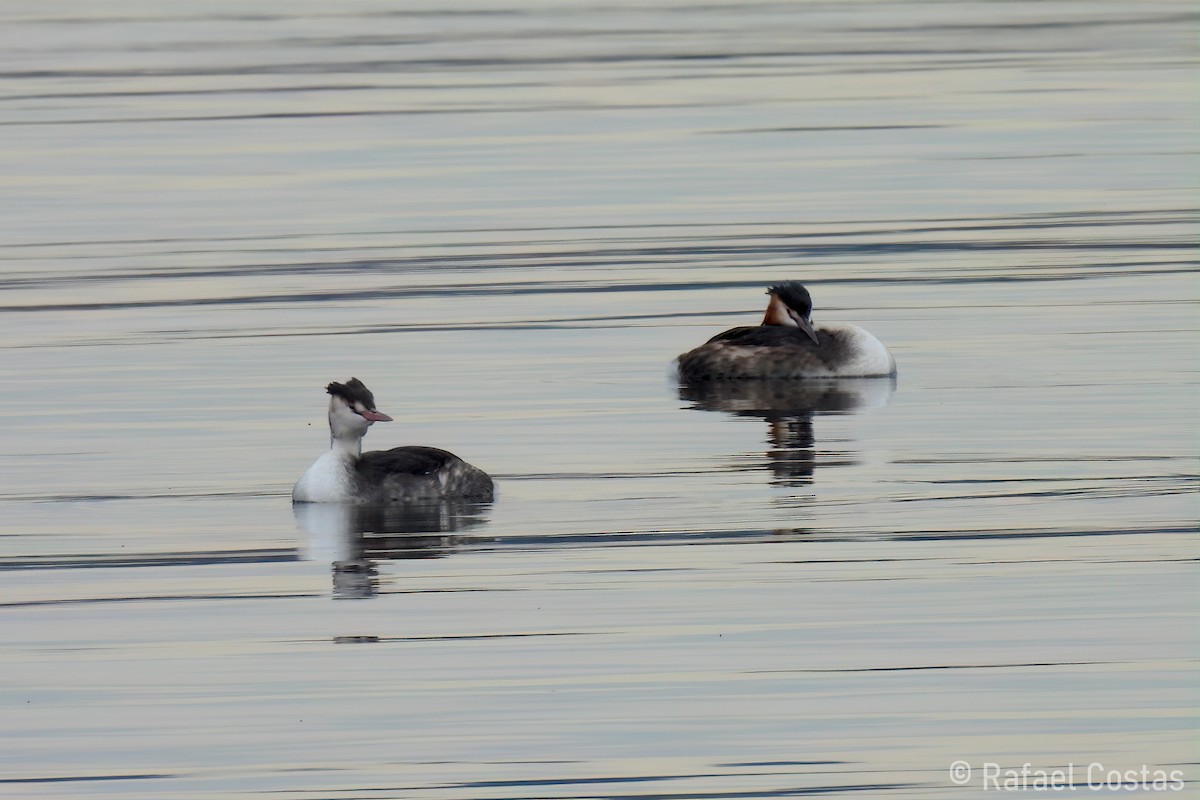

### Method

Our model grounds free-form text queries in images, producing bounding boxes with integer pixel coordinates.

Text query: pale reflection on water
[296,499,493,598]
[680,377,897,486]
[0,1,1197,797]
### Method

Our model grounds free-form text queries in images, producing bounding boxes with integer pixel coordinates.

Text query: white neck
[294,400,374,504]
[330,433,362,459]
[294,431,362,504]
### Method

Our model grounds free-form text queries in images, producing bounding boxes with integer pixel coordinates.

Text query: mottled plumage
[355,445,494,503]
[676,283,895,380]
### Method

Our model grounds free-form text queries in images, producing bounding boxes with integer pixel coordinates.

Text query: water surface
[1,2,1197,797]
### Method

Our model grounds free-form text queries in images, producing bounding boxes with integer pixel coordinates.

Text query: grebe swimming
[292,378,493,504]
[676,282,896,380]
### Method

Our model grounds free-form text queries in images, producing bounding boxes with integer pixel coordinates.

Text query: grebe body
[677,282,895,380]
[293,378,493,505]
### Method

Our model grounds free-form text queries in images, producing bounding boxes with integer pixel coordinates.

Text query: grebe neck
[762,293,798,327]
[329,434,363,459]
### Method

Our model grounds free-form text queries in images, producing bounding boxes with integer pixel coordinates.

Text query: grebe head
[326,378,393,441]
[765,281,819,344]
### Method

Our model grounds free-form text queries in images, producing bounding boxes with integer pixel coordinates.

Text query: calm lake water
[2,1,1197,798]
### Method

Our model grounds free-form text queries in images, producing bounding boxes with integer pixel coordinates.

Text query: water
[2,2,1197,797]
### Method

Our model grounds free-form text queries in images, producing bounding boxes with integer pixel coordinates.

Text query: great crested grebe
[676,282,896,380]
[292,378,493,504]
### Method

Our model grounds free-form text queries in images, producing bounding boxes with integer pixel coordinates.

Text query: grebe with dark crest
[292,378,493,504]
[676,282,896,380]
